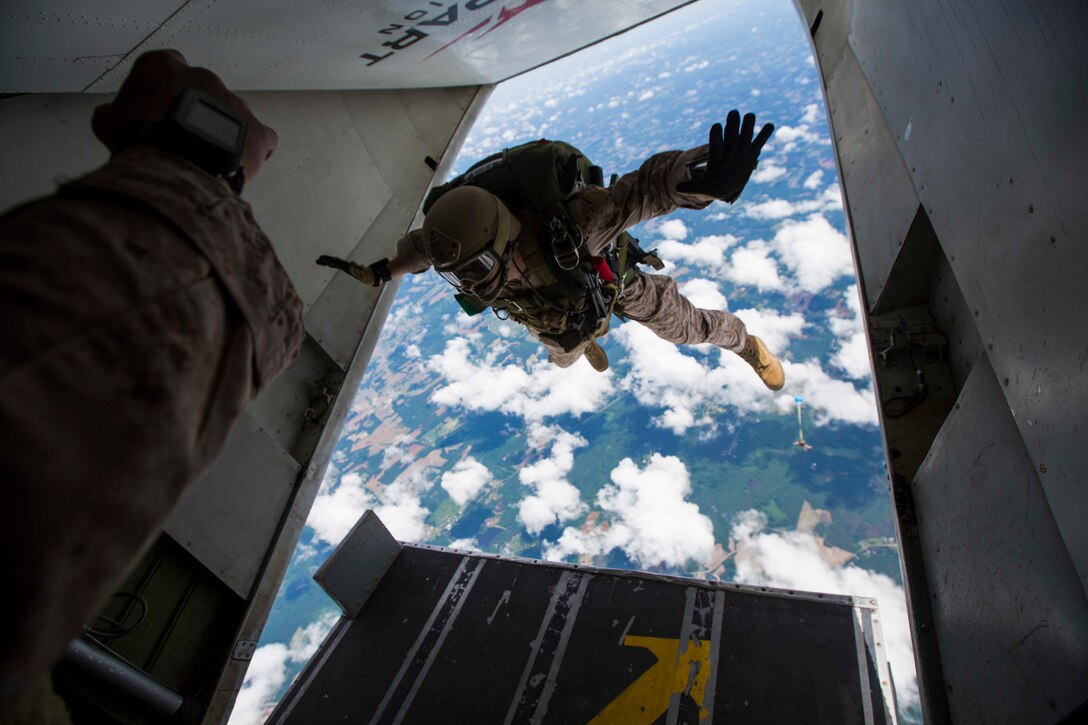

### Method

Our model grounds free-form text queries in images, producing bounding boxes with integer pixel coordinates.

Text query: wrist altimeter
[139,89,248,194]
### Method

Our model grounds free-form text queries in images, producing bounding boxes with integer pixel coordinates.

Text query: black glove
[676,110,774,203]
[316,254,351,272]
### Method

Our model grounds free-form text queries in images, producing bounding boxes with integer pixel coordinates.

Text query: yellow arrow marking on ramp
[589,635,712,724]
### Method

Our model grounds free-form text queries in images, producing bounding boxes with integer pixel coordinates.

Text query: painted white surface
[2,0,694,92]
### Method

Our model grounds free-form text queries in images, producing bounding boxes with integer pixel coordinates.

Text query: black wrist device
[140,89,249,195]
[370,258,392,285]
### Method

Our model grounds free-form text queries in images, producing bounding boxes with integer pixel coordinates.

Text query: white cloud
[678,277,730,311]
[440,457,493,506]
[308,468,432,546]
[801,102,822,125]
[613,306,875,435]
[751,162,787,184]
[831,331,871,380]
[828,285,871,380]
[229,612,338,725]
[658,218,690,240]
[803,169,824,189]
[730,510,917,711]
[774,359,878,426]
[743,184,842,220]
[724,241,787,292]
[613,318,797,436]
[732,307,806,353]
[427,337,613,422]
[773,123,823,152]
[447,537,481,551]
[657,233,738,271]
[770,213,854,293]
[638,90,655,101]
[744,199,801,220]
[517,424,588,534]
[545,454,715,569]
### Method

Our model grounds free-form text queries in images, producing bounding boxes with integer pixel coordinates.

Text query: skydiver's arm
[571,145,716,255]
[574,110,774,255]
[316,229,432,286]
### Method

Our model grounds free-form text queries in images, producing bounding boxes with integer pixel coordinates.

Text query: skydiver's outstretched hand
[676,110,774,203]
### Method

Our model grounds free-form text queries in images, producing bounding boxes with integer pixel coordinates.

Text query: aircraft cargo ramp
[268,512,897,725]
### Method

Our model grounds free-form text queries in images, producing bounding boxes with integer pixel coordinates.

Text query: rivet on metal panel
[987,343,994,351]
[1040,463,1047,473]
[973,309,979,317]
[1028,204,1034,213]
[954,403,961,410]
[1050,236,1057,245]
[1003,377,1010,386]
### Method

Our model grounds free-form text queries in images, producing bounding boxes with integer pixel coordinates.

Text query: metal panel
[0,94,109,211]
[204,83,488,722]
[0,0,184,92]
[306,86,488,368]
[314,510,402,618]
[2,0,696,93]
[304,198,412,370]
[239,90,394,311]
[823,47,920,312]
[848,0,1088,592]
[243,334,344,461]
[164,413,301,599]
[271,546,895,724]
[912,354,1088,723]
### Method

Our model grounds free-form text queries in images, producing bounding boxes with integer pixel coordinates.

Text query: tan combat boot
[583,340,609,372]
[737,335,784,390]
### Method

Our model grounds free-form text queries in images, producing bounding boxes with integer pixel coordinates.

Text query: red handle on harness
[590,256,614,283]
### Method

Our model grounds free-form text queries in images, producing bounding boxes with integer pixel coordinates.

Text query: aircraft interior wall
[793,0,1088,722]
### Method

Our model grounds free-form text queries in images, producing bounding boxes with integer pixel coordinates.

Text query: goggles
[437,246,502,291]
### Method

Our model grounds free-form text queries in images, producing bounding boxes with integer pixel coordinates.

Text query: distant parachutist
[793,395,813,451]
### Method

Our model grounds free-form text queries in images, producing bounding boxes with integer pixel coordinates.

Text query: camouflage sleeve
[53,148,304,387]
[0,148,303,700]
[569,145,717,255]
[392,228,433,275]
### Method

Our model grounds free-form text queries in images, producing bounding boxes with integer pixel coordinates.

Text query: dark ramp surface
[271,543,895,724]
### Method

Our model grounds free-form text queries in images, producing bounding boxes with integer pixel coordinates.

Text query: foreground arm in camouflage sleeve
[0,62,303,709]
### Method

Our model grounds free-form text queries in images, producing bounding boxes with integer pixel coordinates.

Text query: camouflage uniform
[390,146,748,366]
[0,149,303,705]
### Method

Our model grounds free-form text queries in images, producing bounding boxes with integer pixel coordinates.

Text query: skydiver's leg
[535,333,584,368]
[620,271,747,351]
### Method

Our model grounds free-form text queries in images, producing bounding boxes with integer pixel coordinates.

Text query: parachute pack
[424,139,662,352]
